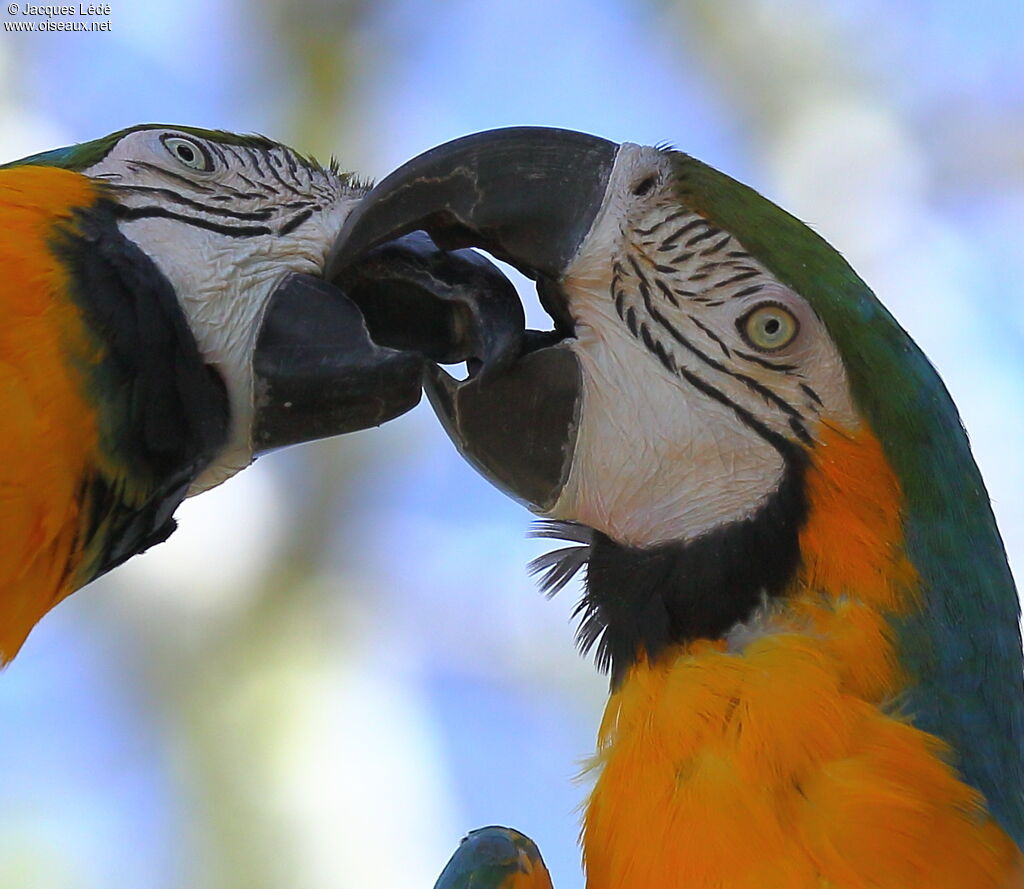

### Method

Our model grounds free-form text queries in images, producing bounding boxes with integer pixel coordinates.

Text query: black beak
[252,231,522,454]
[330,127,617,282]
[330,127,618,511]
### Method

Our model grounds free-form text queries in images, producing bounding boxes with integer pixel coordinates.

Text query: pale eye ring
[160,135,213,172]
[738,302,800,352]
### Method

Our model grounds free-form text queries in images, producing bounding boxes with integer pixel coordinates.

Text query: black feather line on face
[113,203,274,238]
[104,183,277,221]
[611,253,813,448]
[531,453,808,687]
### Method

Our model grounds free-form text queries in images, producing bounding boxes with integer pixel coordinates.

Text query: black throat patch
[50,197,230,580]
[533,451,808,686]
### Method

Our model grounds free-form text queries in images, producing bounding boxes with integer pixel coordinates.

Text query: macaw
[0,124,513,662]
[334,128,1024,888]
[434,827,553,889]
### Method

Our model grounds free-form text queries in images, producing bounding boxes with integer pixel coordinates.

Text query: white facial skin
[83,128,364,492]
[551,144,858,547]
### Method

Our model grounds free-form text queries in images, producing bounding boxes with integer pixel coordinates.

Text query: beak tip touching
[318,127,619,508]
[269,127,617,504]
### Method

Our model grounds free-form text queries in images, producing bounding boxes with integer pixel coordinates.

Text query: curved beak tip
[313,127,619,508]
[332,127,619,281]
[251,228,531,456]
[331,230,526,376]
[423,344,583,513]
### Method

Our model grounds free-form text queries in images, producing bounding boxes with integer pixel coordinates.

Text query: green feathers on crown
[1,123,339,175]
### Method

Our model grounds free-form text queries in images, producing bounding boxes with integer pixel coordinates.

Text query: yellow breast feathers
[0,165,107,661]
[583,424,1024,889]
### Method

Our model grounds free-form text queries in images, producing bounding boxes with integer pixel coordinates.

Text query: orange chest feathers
[582,425,1024,889]
[0,165,107,660]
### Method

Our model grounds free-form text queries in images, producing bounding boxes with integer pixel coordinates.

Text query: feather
[527,520,592,598]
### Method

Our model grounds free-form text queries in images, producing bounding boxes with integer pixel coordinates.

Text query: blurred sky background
[0,1,1022,887]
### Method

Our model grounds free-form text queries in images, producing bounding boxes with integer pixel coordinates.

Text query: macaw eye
[161,135,212,172]
[738,302,800,351]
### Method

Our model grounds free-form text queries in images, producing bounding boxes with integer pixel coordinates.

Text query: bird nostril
[632,176,657,197]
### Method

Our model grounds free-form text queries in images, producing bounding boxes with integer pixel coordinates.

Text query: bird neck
[797,421,917,610]
[782,421,918,700]
[619,420,917,702]
[580,427,1024,886]
[580,419,918,687]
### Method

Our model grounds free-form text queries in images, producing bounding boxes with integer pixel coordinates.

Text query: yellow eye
[739,303,799,351]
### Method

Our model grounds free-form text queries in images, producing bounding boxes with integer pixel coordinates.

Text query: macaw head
[332,127,1024,838]
[330,129,867,526]
[8,124,521,491]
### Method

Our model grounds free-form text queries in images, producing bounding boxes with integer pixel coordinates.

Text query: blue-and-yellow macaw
[336,128,1024,888]
[0,124,514,662]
